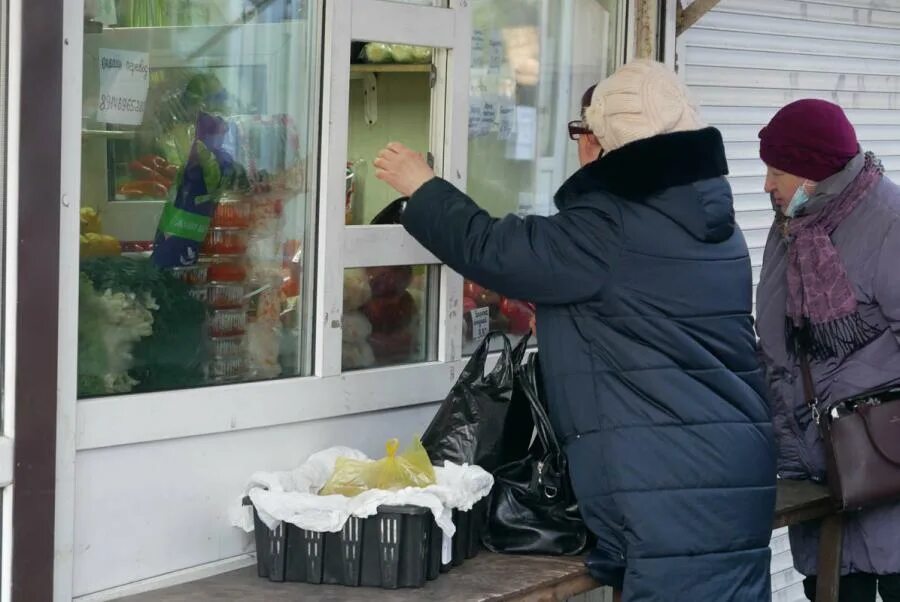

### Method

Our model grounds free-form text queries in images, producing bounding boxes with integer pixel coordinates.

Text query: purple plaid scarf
[786,152,884,360]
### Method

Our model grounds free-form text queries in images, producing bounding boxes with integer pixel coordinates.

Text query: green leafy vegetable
[79,257,208,396]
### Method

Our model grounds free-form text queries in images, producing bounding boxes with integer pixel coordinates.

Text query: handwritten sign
[471,307,490,340]
[97,48,150,126]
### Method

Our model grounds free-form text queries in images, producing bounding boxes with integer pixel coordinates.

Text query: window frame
[61,0,630,452]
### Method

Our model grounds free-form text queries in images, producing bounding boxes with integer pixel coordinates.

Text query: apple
[368,266,413,298]
[369,328,415,364]
[362,291,416,333]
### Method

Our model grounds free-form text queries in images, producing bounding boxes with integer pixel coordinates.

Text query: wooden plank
[122,480,840,602]
[350,64,431,73]
[773,479,835,529]
[119,554,598,602]
[815,515,844,602]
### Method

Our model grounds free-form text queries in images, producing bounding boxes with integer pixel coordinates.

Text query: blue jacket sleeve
[401,177,622,305]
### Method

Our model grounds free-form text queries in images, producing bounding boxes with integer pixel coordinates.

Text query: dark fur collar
[555,127,729,204]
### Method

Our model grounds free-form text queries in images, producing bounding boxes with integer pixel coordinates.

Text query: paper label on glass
[97,48,150,126]
[442,532,453,565]
[510,106,537,160]
[471,307,490,340]
[498,104,515,141]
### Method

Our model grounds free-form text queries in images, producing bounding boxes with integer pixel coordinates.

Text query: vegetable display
[78,256,207,396]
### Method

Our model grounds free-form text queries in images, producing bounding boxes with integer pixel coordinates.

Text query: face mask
[783,180,816,218]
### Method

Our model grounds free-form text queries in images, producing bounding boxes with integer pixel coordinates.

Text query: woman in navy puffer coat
[375,60,776,602]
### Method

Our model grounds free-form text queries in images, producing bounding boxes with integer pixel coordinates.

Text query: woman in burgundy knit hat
[756,99,900,602]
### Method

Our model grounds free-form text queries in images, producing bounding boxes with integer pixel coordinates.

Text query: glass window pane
[78,2,318,397]
[346,41,434,225]
[462,0,622,353]
[343,266,436,371]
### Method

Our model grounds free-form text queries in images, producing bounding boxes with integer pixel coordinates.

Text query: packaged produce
[342,311,373,344]
[246,319,282,379]
[207,282,246,309]
[367,265,413,298]
[360,42,393,64]
[369,327,416,365]
[319,438,436,497]
[170,264,208,286]
[362,291,415,334]
[212,197,251,228]
[208,335,246,358]
[80,207,102,235]
[344,268,373,311]
[151,112,234,269]
[205,260,246,283]
[209,308,248,337]
[389,44,432,64]
[81,233,121,258]
[202,227,248,255]
[206,355,247,383]
[342,339,376,370]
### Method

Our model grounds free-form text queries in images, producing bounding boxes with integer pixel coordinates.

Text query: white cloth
[230,446,493,540]
[584,59,706,153]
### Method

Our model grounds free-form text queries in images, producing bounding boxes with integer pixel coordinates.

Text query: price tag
[442,532,453,565]
[471,307,490,340]
[97,48,150,126]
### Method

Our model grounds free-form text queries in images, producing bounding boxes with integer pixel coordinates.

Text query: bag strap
[798,349,823,425]
[460,331,514,383]
[522,353,561,458]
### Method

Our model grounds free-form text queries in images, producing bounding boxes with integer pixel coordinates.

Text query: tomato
[464,280,501,308]
[463,297,478,314]
[500,298,534,335]
[207,262,247,283]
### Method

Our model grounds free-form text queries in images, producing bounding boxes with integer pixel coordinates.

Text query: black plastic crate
[244,497,483,589]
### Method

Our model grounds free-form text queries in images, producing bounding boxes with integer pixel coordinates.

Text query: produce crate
[244,497,485,589]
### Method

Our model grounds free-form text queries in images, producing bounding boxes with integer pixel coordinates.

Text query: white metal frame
[61,3,474,444]
[1,0,18,599]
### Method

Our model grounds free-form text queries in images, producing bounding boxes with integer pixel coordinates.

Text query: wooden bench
[122,479,840,602]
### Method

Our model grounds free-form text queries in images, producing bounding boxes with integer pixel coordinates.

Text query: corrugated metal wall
[681,1,900,600]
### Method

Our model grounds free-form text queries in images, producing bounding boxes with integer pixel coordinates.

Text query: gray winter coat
[756,152,900,576]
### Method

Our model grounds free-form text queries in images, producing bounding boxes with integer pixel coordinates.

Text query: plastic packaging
[320,438,437,497]
[202,227,249,255]
[207,283,246,309]
[209,308,248,336]
[208,335,246,357]
[206,259,246,283]
[207,355,247,382]
[170,264,208,285]
[212,197,251,228]
[151,112,234,269]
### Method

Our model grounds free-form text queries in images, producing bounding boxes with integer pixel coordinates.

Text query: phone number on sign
[99,94,145,114]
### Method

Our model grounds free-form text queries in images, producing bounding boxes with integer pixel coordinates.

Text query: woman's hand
[374,142,435,197]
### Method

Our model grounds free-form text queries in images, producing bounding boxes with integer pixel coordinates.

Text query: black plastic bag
[421,332,532,473]
[482,353,590,555]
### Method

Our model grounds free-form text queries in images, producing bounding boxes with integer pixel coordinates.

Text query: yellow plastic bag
[320,437,436,497]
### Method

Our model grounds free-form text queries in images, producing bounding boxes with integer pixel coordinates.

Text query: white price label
[471,307,490,340]
[97,48,150,126]
[442,532,453,565]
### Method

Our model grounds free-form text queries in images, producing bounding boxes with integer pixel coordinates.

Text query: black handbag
[482,352,590,555]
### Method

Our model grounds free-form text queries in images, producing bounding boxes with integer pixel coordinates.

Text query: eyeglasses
[568,120,591,140]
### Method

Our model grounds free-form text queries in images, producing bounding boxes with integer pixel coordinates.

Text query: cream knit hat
[583,59,705,154]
